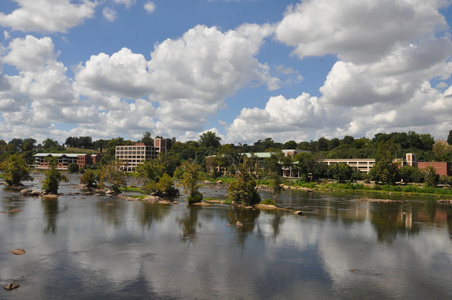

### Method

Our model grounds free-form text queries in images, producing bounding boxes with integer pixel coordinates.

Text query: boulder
[4,283,20,290]
[294,211,303,215]
[235,221,243,227]
[20,189,32,195]
[9,248,26,255]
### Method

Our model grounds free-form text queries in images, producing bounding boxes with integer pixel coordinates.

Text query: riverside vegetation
[1,130,452,203]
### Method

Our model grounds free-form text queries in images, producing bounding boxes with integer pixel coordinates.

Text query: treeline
[1,130,452,169]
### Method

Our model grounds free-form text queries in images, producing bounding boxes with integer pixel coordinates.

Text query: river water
[1,177,452,299]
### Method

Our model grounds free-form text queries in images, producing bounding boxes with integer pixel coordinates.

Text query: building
[322,158,376,174]
[417,162,452,176]
[34,153,101,170]
[115,138,167,171]
[321,153,416,174]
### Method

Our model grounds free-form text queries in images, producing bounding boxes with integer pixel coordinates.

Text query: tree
[80,169,97,188]
[140,131,153,144]
[423,166,439,187]
[327,163,353,183]
[22,138,36,152]
[399,166,422,183]
[42,138,62,151]
[179,162,203,203]
[42,157,68,194]
[67,162,79,173]
[228,166,261,206]
[98,160,127,193]
[199,131,221,149]
[269,171,283,202]
[283,140,297,150]
[1,154,32,186]
[370,141,400,184]
[448,130,452,146]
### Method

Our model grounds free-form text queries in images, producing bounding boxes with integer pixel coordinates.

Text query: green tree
[228,166,261,206]
[22,138,36,152]
[199,131,221,149]
[80,169,97,188]
[423,165,439,187]
[269,171,283,202]
[399,166,422,183]
[135,158,165,182]
[67,162,79,173]
[327,163,353,183]
[370,141,400,184]
[140,131,153,144]
[98,160,127,193]
[180,162,203,203]
[1,154,32,186]
[448,130,452,146]
[42,157,68,194]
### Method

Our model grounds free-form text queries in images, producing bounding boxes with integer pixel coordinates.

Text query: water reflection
[2,183,452,299]
[96,198,128,228]
[227,206,260,248]
[41,198,61,234]
[135,201,171,229]
[177,205,201,242]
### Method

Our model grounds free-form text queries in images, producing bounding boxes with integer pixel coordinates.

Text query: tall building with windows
[115,138,166,171]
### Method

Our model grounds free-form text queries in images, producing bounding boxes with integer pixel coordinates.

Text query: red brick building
[417,162,452,176]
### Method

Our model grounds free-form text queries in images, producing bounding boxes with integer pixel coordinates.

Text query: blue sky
[1,0,452,145]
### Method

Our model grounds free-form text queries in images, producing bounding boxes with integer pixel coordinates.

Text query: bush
[187,191,203,203]
[67,162,79,173]
[260,199,276,205]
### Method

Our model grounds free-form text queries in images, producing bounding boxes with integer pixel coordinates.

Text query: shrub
[260,199,276,205]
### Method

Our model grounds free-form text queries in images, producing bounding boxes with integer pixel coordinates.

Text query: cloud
[0,0,96,33]
[103,7,117,22]
[147,23,276,132]
[114,0,136,9]
[144,2,156,14]
[225,93,326,143]
[75,48,152,99]
[275,0,449,64]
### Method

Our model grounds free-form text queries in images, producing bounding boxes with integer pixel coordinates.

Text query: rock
[9,248,26,255]
[191,202,209,206]
[143,195,162,203]
[294,211,303,215]
[20,189,32,195]
[9,209,22,213]
[216,180,222,184]
[31,190,41,196]
[236,221,243,227]
[255,204,277,210]
[4,283,20,290]
[41,194,58,200]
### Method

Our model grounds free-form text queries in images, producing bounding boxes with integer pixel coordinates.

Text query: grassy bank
[293,181,452,197]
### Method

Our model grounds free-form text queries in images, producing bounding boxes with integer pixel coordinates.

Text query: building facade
[417,162,452,176]
[115,138,167,171]
[322,153,417,174]
[34,153,101,170]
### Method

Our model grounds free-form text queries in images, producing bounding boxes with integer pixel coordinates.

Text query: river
[1,176,452,299]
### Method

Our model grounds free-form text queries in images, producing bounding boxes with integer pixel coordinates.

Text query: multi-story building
[322,153,417,174]
[34,153,102,170]
[115,138,166,171]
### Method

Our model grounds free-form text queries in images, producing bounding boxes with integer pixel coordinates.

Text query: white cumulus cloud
[0,0,97,33]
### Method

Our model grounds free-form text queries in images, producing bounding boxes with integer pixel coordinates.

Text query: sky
[1,0,452,145]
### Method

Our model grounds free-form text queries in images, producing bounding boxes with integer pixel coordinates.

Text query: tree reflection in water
[227,206,260,248]
[136,201,172,229]
[96,199,125,228]
[177,205,201,243]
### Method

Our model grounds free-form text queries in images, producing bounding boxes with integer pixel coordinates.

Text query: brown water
[1,178,452,299]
